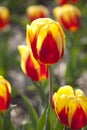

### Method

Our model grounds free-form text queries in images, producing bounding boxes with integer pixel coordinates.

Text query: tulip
[0,76,11,111]
[55,0,78,5]
[0,6,10,30]
[26,18,65,65]
[53,4,81,32]
[26,5,49,22]
[52,85,87,129]
[18,45,48,81]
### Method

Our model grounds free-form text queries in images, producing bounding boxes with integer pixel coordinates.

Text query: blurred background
[0,0,87,128]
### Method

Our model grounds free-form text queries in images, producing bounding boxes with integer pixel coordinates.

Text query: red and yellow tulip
[26,18,65,65]
[18,45,48,81]
[53,4,81,32]
[0,6,10,30]
[0,76,11,111]
[53,85,87,129]
[55,0,78,5]
[26,5,49,22]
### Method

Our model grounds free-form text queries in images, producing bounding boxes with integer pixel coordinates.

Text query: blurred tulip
[55,0,78,5]
[53,85,87,129]
[0,76,11,111]
[0,6,10,30]
[53,4,81,32]
[26,18,65,65]
[26,5,49,22]
[18,45,48,81]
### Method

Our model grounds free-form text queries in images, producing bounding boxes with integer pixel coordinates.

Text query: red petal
[5,86,11,109]
[58,107,68,126]
[40,63,48,78]
[0,96,5,110]
[39,32,60,64]
[71,106,87,129]
[60,15,80,31]
[31,35,39,60]
[25,56,39,81]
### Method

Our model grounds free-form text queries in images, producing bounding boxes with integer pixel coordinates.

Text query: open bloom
[55,0,78,5]
[0,76,11,111]
[53,4,81,32]
[0,6,10,30]
[26,5,49,22]
[18,45,48,81]
[53,85,87,129]
[27,18,65,65]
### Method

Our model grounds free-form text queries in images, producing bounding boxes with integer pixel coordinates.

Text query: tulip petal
[53,85,87,129]
[27,18,65,65]
[69,100,87,129]
[53,4,81,32]
[0,96,5,110]
[18,45,48,81]
[37,22,65,64]
[56,95,69,125]
[0,6,10,29]
[40,63,48,80]
[0,76,11,111]
[56,85,74,97]
[26,5,49,22]
[25,54,40,81]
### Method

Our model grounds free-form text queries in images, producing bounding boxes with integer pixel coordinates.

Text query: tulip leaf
[19,122,34,130]
[0,115,4,130]
[37,105,48,130]
[24,123,34,130]
[54,120,64,130]
[3,109,16,130]
[82,125,87,130]
[32,81,47,108]
[18,91,38,130]
[44,103,56,130]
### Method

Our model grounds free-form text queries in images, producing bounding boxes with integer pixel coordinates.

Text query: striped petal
[0,6,10,30]
[53,85,87,129]
[53,4,81,32]
[0,76,11,111]
[27,18,66,65]
[26,5,49,22]
[18,45,48,81]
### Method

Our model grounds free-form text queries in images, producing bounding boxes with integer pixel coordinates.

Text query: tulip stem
[49,66,53,106]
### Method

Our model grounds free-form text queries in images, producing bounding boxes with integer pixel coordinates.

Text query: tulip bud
[26,18,65,65]
[0,76,11,111]
[26,5,49,22]
[53,4,81,32]
[0,6,10,30]
[18,45,48,81]
[53,85,87,129]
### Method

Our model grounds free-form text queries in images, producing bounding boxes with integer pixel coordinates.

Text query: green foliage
[18,92,38,130]
[0,0,87,130]
[0,108,16,130]
[37,105,47,130]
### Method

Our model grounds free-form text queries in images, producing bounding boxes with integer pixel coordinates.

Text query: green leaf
[32,81,47,108]
[3,109,16,130]
[37,105,47,130]
[24,122,34,130]
[44,104,56,130]
[54,120,64,130]
[18,91,38,130]
[0,115,4,130]
[82,125,87,130]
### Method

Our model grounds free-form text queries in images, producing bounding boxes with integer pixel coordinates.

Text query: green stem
[32,81,47,108]
[48,66,53,106]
